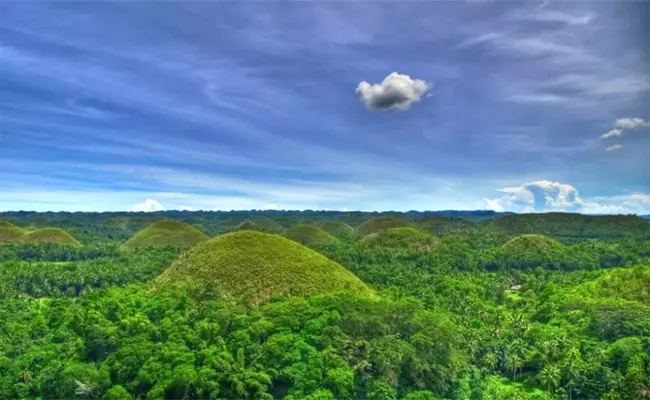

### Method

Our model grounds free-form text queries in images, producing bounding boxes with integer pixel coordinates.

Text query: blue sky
[1,1,649,213]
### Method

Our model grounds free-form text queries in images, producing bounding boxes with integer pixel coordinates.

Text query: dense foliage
[0,211,649,399]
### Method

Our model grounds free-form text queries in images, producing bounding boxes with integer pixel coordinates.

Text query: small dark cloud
[356,72,429,111]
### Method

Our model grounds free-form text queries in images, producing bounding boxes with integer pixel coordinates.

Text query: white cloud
[601,117,649,140]
[133,198,165,212]
[605,144,623,152]
[615,117,648,130]
[178,205,193,211]
[506,9,594,26]
[601,129,622,139]
[356,72,430,111]
[483,180,650,214]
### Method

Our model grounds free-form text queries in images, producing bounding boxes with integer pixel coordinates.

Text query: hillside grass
[121,219,209,250]
[320,220,354,237]
[357,217,415,237]
[362,227,438,252]
[17,228,82,246]
[232,218,284,233]
[250,217,284,233]
[155,230,372,303]
[487,212,650,239]
[0,221,25,243]
[284,224,337,245]
[502,234,565,253]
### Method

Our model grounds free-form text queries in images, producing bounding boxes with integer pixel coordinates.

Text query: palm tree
[539,364,561,393]
[482,352,499,371]
[505,354,523,381]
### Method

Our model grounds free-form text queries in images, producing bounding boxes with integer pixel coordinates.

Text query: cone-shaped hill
[502,234,565,253]
[320,221,354,237]
[284,224,337,245]
[0,221,25,243]
[18,228,82,246]
[122,219,209,250]
[250,217,284,233]
[363,227,438,252]
[154,230,372,303]
[357,217,415,237]
[232,218,284,233]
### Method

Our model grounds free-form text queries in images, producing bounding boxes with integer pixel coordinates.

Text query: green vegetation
[17,227,82,246]
[418,215,476,235]
[357,216,415,237]
[155,230,371,303]
[250,217,285,233]
[0,210,649,399]
[362,227,438,252]
[121,219,209,250]
[503,234,565,252]
[320,220,354,237]
[0,220,25,243]
[486,212,650,239]
[232,218,284,233]
[284,224,337,245]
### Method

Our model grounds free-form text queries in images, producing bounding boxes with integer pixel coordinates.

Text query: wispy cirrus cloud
[605,144,623,152]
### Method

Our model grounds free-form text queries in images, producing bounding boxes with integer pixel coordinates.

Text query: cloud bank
[133,198,165,212]
[356,73,429,111]
[483,180,650,214]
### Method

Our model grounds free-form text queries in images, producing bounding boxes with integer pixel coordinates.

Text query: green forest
[0,211,649,400]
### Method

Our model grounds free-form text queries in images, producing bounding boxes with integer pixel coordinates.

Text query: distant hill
[284,224,337,245]
[362,227,438,252]
[18,228,82,246]
[122,219,209,250]
[357,217,415,237]
[248,217,284,233]
[407,210,514,222]
[154,231,372,303]
[502,234,565,253]
[231,218,284,234]
[417,215,477,235]
[320,220,355,237]
[0,221,26,243]
[486,213,650,239]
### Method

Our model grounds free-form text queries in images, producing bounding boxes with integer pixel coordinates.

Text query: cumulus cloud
[615,117,648,130]
[133,198,165,212]
[601,129,622,139]
[601,117,648,139]
[484,180,585,213]
[605,144,623,152]
[356,72,430,111]
[483,180,650,214]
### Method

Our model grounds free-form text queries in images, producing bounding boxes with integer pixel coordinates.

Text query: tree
[539,364,561,393]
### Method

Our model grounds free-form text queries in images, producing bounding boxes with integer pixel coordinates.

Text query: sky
[1,1,649,213]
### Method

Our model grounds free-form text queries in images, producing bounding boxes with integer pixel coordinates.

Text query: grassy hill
[502,234,565,253]
[320,220,354,237]
[284,224,337,245]
[486,213,650,239]
[417,215,476,235]
[362,227,438,252]
[231,218,284,233]
[17,228,82,246]
[357,217,415,237]
[121,219,209,250]
[0,221,25,243]
[250,217,284,233]
[154,230,372,303]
